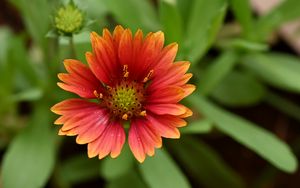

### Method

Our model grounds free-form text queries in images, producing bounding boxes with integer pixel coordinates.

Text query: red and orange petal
[88,26,175,83]
[51,25,195,163]
[145,103,187,116]
[147,86,186,104]
[149,61,191,90]
[87,121,125,159]
[57,59,103,98]
[51,99,126,159]
[129,118,162,163]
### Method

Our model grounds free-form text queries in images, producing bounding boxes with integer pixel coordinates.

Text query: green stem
[48,37,59,74]
[69,36,77,58]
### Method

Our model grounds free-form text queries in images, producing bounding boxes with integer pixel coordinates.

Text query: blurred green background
[1,0,300,187]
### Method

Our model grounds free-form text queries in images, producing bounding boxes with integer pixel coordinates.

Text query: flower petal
[51,99,100,115]
[149,61,191,90]
[147,86,185,104]
[63,59,98,84]
[88,31,120,84]
[85,52,110,84]
[52,99,111,145]
[131,31,165,81]
[128,119,161,163]
[60,111,96,131]
[87,121,125,159]
[75,111,110,144]
[128,122,145,163]
[163,115,188,127]
[118,29,133,66]
[57,59,101,98]
[147,113,180,138]
[182,84,196,98]
[145,103,187,116]
[57,83,92,99]
[133,29,143,57]
[153,31,164,51]
[134,33,157,80]
[130,29,143,80]
[113,25,125,47]
[110,122,126,158]
[179,106,193,118]
[155,43,178,69]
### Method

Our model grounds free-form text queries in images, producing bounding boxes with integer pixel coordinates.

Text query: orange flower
[51,25,195,162]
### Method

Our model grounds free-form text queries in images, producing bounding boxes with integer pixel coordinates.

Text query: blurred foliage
[1,0,300,187]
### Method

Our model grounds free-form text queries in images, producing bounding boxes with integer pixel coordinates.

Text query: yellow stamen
[143,70,154,83]
[124,72,129,77]
[123,64,129,78]
[107,86,112,91]
[122,113,128,120]
[93,90,103,99]
[140,110,147,116]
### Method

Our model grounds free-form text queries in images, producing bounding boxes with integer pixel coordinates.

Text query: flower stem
[69,36,77,58]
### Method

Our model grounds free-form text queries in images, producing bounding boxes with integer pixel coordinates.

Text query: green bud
[54,2,84,35]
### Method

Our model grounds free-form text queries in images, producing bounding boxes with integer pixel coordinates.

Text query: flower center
[104,81,145,120]
[94,65,153,120]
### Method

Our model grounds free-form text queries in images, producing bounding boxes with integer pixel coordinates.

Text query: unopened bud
[54,2,84,35]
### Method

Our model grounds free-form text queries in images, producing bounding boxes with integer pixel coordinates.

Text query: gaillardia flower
[51,25,195,162]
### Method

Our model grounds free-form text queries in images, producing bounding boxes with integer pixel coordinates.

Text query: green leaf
[167,136,244,188]
[189,94,298,173]
[139,149,191,188]
[75,0,108,19]
[198,50,239,95]
[0,26,12,64]
[183,0,227,62]
[104,0,160,31]
[181,119,213,134]
[9,36,40,89]
[46,29,59,38]
[177,0,194,27]
[232,39,268,51]
[58,154,100,185]
[159,0,183,44]
[229,0,254,39]
[256,0,300,40]
[211,71,266,107]
[1,103,57,188]
[265,92,300,123]
[0,27,13,100]
[9,0,50,48]
[218,38,269,52]
[100,144,135,180]
[106,170,147,188]
[10,88,43,102]
[243,53,300,93]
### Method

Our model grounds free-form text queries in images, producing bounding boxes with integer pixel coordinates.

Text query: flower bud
[54,2,84,35]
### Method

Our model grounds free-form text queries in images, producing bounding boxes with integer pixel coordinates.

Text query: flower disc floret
[103,81,145,120]
[54,4,83,35]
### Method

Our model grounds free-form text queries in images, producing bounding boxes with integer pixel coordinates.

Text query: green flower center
[105,81,145,120]
[54,4,83,34]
